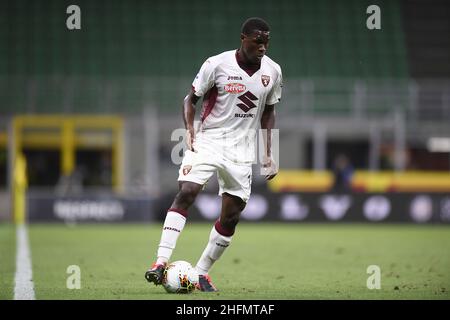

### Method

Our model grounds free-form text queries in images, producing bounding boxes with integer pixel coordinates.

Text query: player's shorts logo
[224,83,246,94]
[261,75,270,87]
[182,165,192,175]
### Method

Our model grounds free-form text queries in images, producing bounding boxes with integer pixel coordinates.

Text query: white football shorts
[177,144,252,203]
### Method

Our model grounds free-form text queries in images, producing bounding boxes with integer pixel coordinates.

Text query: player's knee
[237,201,246,212]
[175,184,199,207]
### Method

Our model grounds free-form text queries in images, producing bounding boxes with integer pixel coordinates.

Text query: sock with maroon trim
[195,220,233,275]
[156,209,187,265]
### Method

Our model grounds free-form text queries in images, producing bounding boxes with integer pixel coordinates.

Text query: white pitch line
[14,224,35,300]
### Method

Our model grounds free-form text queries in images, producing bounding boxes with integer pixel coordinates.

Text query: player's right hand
[186,127,196,152]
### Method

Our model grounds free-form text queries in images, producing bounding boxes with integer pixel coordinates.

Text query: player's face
[241,30,270,64]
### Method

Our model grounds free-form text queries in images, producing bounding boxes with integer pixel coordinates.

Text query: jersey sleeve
[192,59,216,97]
[266,69,283,106]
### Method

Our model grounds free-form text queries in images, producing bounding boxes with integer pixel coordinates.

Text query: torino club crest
[261,75,270,87]
[182,165,192,175]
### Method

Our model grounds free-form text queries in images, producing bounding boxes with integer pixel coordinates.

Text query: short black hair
[241,17,270,35]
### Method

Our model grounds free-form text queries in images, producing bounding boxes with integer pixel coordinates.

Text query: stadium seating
[1,0,409,115]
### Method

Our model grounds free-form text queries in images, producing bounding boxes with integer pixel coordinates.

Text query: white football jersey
[192,50,283,163]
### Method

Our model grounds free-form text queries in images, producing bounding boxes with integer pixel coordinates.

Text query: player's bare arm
[260,104,277,180]
[183,89,200,151]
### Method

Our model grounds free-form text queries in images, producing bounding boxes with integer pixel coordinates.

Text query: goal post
[10,115,124,223]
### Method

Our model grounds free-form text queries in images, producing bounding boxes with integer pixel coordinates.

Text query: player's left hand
[261,156,278,180]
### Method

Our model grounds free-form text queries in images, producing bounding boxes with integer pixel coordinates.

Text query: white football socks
[195,224,232,275]
[156,210,187,265]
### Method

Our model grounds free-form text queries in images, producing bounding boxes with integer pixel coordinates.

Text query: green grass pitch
[1,223,449,299]
[0,224,15,300]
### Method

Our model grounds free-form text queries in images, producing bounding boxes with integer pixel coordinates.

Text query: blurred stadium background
[1,0,449,223]
[0,0,449,300]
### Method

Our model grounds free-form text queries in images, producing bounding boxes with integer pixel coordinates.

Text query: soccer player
[145,17,282,292]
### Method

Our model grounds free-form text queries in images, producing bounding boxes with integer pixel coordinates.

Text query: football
[163,260,199,293]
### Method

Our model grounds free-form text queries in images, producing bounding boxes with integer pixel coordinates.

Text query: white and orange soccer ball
[162,260,199,294]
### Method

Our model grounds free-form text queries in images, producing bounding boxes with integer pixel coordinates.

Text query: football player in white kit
[146,17,282,292]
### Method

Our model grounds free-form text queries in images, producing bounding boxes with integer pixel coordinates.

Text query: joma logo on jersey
[237,91,258,113]
[227,76,243,80]
[225,83,246,94]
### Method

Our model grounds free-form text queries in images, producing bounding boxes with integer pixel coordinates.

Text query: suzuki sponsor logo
[363,196,391,221]
[319,195,352,220]
[225,83,246,94]
[234,113,255,118]
[237,91,258,112]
